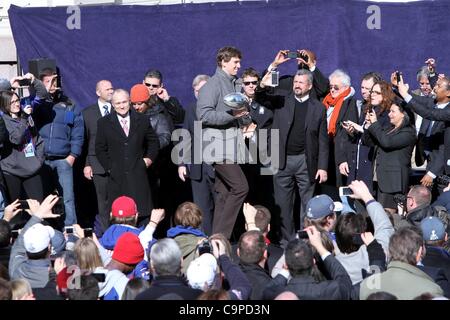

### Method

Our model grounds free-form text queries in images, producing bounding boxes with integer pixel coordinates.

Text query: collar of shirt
[117,113,130,124]
[436,102,449,109]
[98,100,111,112]
[295,94,309,103]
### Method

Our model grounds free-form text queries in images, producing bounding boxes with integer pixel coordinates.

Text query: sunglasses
[329,85,340,91]
[243,81,258,86]
[144,83,160,88]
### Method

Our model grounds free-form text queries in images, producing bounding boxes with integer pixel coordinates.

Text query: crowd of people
[0,46,449,300]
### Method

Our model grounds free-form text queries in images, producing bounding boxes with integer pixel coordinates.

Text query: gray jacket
[0,114,45,177]
[335,200,395,284]
[196,67,243,162]
[9,216,53,288]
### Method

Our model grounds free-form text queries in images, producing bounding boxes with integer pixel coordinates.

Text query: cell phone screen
[287,51,298,59]
[18,200,30,210]
[339,187,354,197]
[64,226,74,234]
[297,230,309,239]
[84,228,93,238]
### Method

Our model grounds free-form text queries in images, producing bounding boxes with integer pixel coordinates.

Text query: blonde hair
[74,238,104,272]
[11,279,32,300]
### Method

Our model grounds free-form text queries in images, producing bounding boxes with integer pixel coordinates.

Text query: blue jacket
[33,97,84,158]
[99,224,144,250]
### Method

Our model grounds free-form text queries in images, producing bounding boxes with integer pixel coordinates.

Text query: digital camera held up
[198,239,212,256]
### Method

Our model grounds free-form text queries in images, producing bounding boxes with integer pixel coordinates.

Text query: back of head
[186,253,217,291]
[0,278,12,300]
[254,205,271,233]
[0,220,11,248]
[388,226,423,265]
[408,185,432,209]
[366,291,398,300]
[121,278,150,300]
[66,275,99,300]
[335,213,367,254]
[24,223,53,260]
[112,232,144,266]
[74,237,103,272]
[209,233,232,257]
[285,239,314,277]
[174,202,203,229]
[10,279,33,300]
[150,238,182,277]
[421,216,447,246]
[110,196,138,226]
[238,230,266,264]
[274,291,299,300]
[197,289,229,300]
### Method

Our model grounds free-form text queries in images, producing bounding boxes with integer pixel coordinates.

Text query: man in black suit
[260,69,329,245]
[398,76,450,175]
[82,80,113,235]
[95,89,159,226]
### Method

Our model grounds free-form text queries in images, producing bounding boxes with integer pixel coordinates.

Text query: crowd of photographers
[0,48,449,300]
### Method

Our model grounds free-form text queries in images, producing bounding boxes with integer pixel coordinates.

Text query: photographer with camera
[261,49,329,101]
[0,90,45,207]
[32,68,84,227]
[8,194,65,299]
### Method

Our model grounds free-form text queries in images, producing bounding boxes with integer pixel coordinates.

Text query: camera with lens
[198,239,212,255]
[436,175,450,187]
[393,194,407,206]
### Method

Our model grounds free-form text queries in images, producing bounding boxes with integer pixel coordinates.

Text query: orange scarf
[322,87,351,136]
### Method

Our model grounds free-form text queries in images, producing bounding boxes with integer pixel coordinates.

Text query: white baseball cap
[23,223,55,253]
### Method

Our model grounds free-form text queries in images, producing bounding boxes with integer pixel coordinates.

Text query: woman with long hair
[363,82,416,211]
[0,90,44,203]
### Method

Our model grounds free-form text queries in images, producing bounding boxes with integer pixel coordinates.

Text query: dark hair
[335,213,367,254]
[121,278,150,300]
[110,215,137,227]
[361,72,382,83]
[238,230,266,264]
[38,67,56,80]
[0,220,11,248]
[0,278,12,300]
[0,90,20,115]
[216,46,242,67]
[144,69,163,82]
[197,289,229,300]
[241,67,260,80]
[66,275,99,300]
[365,80,395,115]
[26,247,49,260]
[174,202,202,229]
[254,205,271,233]
[366,291,398,300]
[285,239,313,277]
[389,226,423,265]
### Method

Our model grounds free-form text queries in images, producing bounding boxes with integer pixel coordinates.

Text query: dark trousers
[3,171,44,202]
[212,163,248,239]
[191,164,215,236]
[93,173,109,236]
[273,154,314,244]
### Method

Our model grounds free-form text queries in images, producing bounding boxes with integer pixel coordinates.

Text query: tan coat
[360,261,443,300]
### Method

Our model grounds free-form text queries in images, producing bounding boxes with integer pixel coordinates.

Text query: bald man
[82,80,114,235]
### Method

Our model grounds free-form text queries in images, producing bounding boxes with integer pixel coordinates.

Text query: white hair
[329,69,351,87]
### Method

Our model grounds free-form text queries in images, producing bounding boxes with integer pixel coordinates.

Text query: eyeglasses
[243,81,258,86]
[329,85,340,91]
[370,90,382,96]
[144,83,160,88]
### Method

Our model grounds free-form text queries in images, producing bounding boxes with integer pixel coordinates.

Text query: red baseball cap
[111,196,137,217]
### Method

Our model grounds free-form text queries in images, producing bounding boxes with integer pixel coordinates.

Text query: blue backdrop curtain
[8,0,450,108]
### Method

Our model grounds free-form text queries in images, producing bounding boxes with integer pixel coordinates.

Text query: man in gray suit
[196,46,249,240]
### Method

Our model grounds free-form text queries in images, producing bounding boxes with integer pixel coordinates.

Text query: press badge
[259,106,265,115]
[24,141,36,158]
